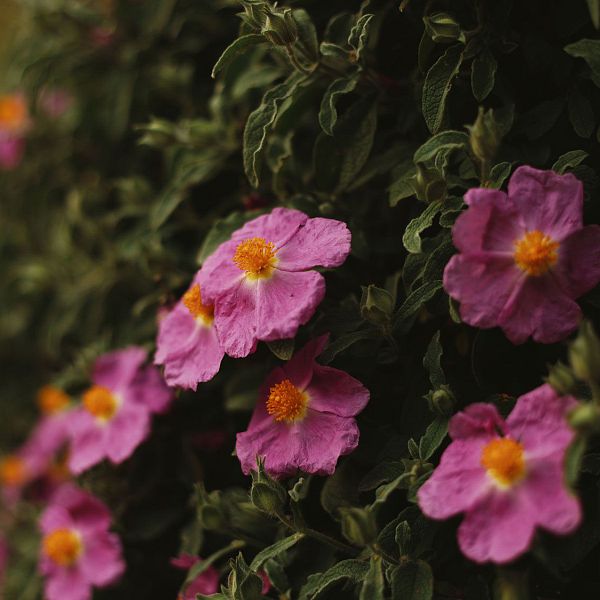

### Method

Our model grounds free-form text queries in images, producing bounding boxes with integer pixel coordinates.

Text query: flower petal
[67,410,108,475]
[277,217,351,271]
[80,532,125,587]
[555,225,600,298]
[281,335,329,391]
[230,207,307,247]
[507,166,583,241]
[43,565,91,600]
[449,403,506,440]
[93,346,147,394]
[106,404,151,465]
[307,365,369,417]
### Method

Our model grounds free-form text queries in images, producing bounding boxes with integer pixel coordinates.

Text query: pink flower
[0,444,48,506]
[236,335,369,478]
[155,272,224,390]
[67,346,173,474]
[171,555,219,599]
[0,131,25,171]
[200,208,351,358]
[444,166,600,344]
[39,484,124,600]
[417,384,581,564]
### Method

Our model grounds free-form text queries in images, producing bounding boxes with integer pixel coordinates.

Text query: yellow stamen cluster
[182,284,214,326]
[514,230,559,276]
[37,385,70,415]
[266,379,308,423]
[0,455,26,487]
[43,529,83,567]
[83,385,118,421]
[233,237,278,279]
[481,437,525,487]
[0,95,27,132]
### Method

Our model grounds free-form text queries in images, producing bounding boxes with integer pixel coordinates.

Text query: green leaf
[488,161,512,189]
[565,39,600,86]
[360,556,385,600]
[348,14,375,59]
[423,331,445,388]
[413,130,469,164]
[266,339,295,361]
[393,280,443,333]
[552,150,589,174]
[319,329,378,364]
[422,44,464,133]
[518,97,564,140]
[319,77,359,135]
[568,87,595,138]
[471,49,497,101]
[391,560,434,600]
[243,73,305,188]
[566,435,587,486]
[249,533,305,571]
[302,559,370,599]
[395,521,412,556]
[587,0,600,28]
[212,34,265,78]
[402,200,443,254]
[418,416,449,461]
[293,9,320,63]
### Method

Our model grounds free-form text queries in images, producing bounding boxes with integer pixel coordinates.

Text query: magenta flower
[67,346,173,474]
[0,131,25,171]
[171,555,220,599]
[0,445,47,506]
[417,384,581,564]
[39,484,124,600]
[444,166,600,344]
[155,272,224,390]
[236,335,369,478]
[200,208,351,358]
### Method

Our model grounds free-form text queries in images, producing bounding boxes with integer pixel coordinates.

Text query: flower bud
[545,361,578,396]
[360,284,394,327]
[339,507,377,546]
[426,385,456,417]
[250,458,287,515]
[414,164,447,203]
[568,403,600,434]
[569,321,600,384]
[423,12,465,44]
[467,107,502,166]
[261,9,298,46]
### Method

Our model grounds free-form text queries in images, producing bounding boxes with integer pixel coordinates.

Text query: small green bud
[227,554,263,599]
[261,9,298,46]
[360,284,395,327]
[250,458,288,515]
[239,1,267,30]
[414,164,447,203]
[198,504,225,530]
[568,403,600,434]
[339,507,377,546]
[545,361,578,396]
[394,521,412,556]
[423,12,465,44]
[569,321,600,384]
[467,107,502,165]
[426,385,456,417]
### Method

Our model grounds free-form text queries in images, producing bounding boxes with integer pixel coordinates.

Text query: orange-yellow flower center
[83,385,118,421]
[0,95,27,132]
[513,230,559,276]
[266,379,308,423]
[37,385,70,415]
[481,438,525,487]
[0,455,27,487]
[182,284,214,326]
[233,237,278,279]
[43,529,83,567]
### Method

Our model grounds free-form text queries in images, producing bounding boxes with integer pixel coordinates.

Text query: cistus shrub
[3,0,600,598]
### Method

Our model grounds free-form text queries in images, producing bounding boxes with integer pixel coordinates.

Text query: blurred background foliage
[2,0,600,598]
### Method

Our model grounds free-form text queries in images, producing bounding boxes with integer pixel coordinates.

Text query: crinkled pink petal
[184,565,220,599]
[418,439,491,520]
[520,457,581,535]
[256,270,326,342]
[307,365,369,418]
[199,239,245,304]
[458,489,536,564]
[277,217,352,271]
[449,403,506,440]
[43,565,91,600]
[40,506,74,535]
[50,484,112,533]
[79,532,125,587]
[27,413,70,457]
[67,410,107,475]
[281,335,329,391]
[93,346,147,393]
[105,403,151,465]
[498,274,581,344]
[213,279,259,358]
[236,410,360,478]
[506,384,577,459]
[507,166,583,241]
[130,364,173,413]
[444,254,521,330]
[456,189,524,254]
[555,225,600,298]
[155,302,224,390]
[230,207,307,247]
